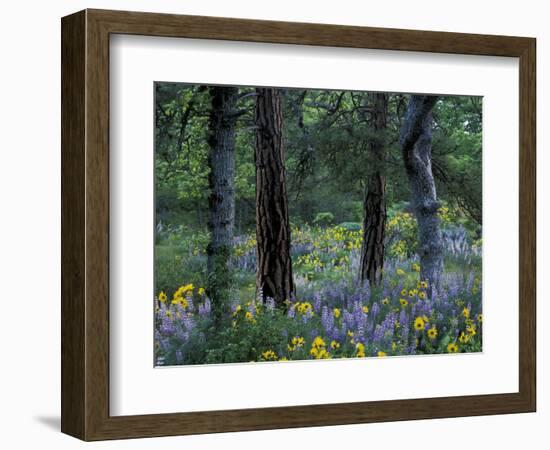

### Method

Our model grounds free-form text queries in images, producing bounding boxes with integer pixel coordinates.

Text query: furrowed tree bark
[359,93,388,287]
[255,88,295,305]
[206,86,238,325]
[400,95,443,293]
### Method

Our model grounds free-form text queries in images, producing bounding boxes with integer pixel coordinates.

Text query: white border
[110,34,519,416]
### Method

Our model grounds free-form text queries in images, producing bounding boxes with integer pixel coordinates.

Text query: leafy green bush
[338,222,361,231]
[313,212,335,226]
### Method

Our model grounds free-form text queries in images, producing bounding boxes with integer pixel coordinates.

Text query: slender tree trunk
[206,86,238,324]
[254,88,294,305]
[359,93,388,286]
[400,95,443,293]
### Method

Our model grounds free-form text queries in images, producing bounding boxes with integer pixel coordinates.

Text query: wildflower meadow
[154,83,482,366]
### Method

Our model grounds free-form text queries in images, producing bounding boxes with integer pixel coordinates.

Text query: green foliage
[338,222,361,231]
[313,212,335,226]
[386,207,418,258]
[155,225,209,294]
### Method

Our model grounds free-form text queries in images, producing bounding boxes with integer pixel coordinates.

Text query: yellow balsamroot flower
[296,302,313,315]
[245,311,256,323]
[462,307,470,319]
[447,342,459,353]
[413,316,425,331]
[458,332,469,344]
[400,288,408,296]
[412,263,421,272]
[467,325,477,336]
[312,336,326,348]
[315,348,331,359]
[330,340,340,350]
[158,291,167,303]
[232,304,242,317]
[382,298,390,306]
[396,268,406,276]
[377,351,387,357]
[261,350,278,361]
[400,298,409,307]
[418,291,427,300]
[197,287,205,296]
[362,305,369,314]
[172,296,188,309]
[310,347,319,357]
[477,314,483,323]
[347,330,354,338]
[288,336,305,351]
[420,281,428,290]
[333,308,341,318]
[279,357,289,361]
[427,326,438,340]
[409,289,418,298]
[355,342,366,358]
[173,283,194,301]
[422,315,430,323]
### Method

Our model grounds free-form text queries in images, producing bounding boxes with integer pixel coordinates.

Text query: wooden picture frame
[61,8,536,441]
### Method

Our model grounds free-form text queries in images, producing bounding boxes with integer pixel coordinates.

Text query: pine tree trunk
[206,86,238,324]
[400,95,443,293]
[359,93,388,286]
[254,88,294,305]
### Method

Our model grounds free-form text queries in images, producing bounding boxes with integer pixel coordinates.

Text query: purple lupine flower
[313,292,322,314]
[399,309,408,327]
[466,272,475,292]
[400,321,409,344]
[330,326,341,342]
[321,306,329,327]
[373,324,384,343]
[160,318,175,336]
[265,297,276,312]
[371,302,380,319]
[198,298,211,316]
[182,314,195,332]
[343,310,354,330]
[186,295,194,312]
[287,305,296,319]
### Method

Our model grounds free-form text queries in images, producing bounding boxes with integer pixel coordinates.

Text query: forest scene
[154,83,483,366]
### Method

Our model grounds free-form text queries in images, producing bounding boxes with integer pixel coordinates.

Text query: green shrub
[313,212,334,226]
[338,222,361,231]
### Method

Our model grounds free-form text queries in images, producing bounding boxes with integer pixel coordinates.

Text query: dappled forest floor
[154,207,482,365]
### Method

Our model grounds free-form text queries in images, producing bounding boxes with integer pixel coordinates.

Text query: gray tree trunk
[359,93,388,287]
[400,95,443,293]
[206,86,238,324]
[255,88,295,305]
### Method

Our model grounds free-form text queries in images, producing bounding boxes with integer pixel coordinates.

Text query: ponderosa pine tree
[206,86,238,324]
[359,93,388,287]
[400,95,443,292]
[254,88,294,305]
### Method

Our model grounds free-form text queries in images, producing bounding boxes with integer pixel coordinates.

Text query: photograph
[153,83,483,366]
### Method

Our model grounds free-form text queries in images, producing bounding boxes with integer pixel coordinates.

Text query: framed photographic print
[61,9,536,441]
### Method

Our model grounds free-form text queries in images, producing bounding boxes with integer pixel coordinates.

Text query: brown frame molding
[61,9,536,441]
